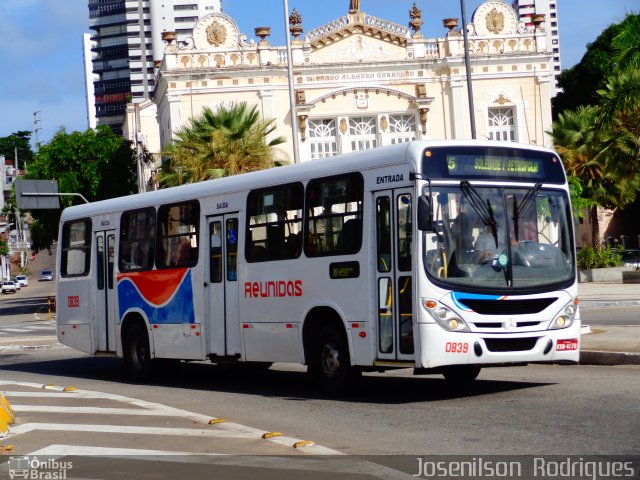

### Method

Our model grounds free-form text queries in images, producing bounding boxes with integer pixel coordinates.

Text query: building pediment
[309,32,408,64]
[306,12,411,52]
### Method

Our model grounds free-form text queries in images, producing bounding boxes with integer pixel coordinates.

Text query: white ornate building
[133,0,554,177]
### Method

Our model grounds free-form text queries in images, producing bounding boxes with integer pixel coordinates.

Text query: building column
[536,74,553,147]
[450,80,466,139]
[167,95,182,142]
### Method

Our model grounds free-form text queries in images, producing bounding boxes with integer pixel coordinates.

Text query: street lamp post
[283,0,301,164]
[33,111,42,152]
[460,0,477,139]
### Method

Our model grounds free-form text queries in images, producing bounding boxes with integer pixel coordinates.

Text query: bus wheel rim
[321,344,340,377]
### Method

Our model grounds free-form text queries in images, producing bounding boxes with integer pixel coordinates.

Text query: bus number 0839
[445,342,469,353]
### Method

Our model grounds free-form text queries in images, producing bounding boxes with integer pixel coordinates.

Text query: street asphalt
[1,282,638,365]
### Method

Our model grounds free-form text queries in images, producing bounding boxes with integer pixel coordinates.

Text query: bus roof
[60,140,558,221]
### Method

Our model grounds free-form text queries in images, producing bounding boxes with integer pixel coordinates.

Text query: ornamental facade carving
[472,1,518,36]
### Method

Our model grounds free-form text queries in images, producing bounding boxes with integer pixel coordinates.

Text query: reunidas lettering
[244,280,303,298]
[376,174,404,184]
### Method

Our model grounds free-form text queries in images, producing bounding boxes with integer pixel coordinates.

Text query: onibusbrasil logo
[8,456,73,480]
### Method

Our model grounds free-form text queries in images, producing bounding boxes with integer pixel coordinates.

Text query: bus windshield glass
[422,185,574,291]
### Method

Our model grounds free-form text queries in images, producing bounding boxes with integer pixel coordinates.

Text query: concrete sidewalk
[578,281,640,365]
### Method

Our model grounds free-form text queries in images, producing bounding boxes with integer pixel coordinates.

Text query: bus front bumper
[415,321,581,369]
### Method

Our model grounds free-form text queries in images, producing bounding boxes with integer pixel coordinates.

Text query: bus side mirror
[417,196,433,231]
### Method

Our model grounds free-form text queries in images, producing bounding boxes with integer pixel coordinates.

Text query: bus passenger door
[206,215,241,357]
[374,190,415,362]
[95,230,117,352]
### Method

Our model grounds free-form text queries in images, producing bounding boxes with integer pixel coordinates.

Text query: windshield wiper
[512,183,542,242]
[460,181,498,248]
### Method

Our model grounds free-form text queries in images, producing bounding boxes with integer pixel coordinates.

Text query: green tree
[593,14,640,217]
[0,131,34,170]
[552,14,639,117]
[25,126,141,251]
[551,14,640,247]
[161,102,287,186]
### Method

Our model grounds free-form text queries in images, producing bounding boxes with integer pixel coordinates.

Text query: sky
[0,0,637,145]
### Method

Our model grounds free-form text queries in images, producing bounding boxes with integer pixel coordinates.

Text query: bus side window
[156,201,200,269]
[304,173,363,257]
[61,219,92,277]
[119,207,155,272]
[246,182,303,262]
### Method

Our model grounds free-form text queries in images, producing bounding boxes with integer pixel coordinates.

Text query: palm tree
[595,15,640,211]
[161,102,287,186]
[611,14,640,70]
[549,106,629,246]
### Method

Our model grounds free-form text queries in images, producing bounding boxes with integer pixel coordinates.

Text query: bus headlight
[422,299,470,332]
[549,302,577,330]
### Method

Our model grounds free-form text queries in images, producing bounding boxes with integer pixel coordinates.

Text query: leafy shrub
[577,246,622,269]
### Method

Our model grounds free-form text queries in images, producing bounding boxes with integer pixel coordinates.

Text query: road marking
[12,406,181,416]
[0,381,343,454]
[26,444,223,457]
[9,423,258,438]
[20,444,416,479]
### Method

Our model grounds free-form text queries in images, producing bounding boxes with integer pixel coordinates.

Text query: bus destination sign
[448,156,542,177]
[422,146,566,184]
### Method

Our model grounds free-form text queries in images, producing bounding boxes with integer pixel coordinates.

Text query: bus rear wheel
[123,323,152,382]
[309,323,359,395]
[442,366,481,383]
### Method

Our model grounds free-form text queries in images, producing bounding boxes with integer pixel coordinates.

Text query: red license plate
[556,339,578,351]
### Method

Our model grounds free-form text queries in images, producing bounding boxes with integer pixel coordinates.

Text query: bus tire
[309,323,359,395]
[123,323,152,382]
[442,366,481,383]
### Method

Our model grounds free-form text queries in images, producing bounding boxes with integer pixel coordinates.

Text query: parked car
[619,249,640,269]
[40,270,54,281]
[15,275,28,287]
[2,281,18,294]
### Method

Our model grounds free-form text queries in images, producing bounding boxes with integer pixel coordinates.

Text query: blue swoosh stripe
[118,270,195,324]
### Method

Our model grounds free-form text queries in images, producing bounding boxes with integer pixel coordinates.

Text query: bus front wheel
[442,366,481,383]
[309,323,359,395]
[123,323,152,382]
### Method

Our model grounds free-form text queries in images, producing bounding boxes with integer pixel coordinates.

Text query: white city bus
[56,140,580,393]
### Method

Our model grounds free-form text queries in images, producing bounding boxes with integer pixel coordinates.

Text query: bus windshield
[422,184,574,291]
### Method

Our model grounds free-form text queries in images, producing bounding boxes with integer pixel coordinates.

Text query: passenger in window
[174,237,192,265]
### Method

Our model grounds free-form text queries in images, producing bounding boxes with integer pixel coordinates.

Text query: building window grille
[309,119,337,159]
[488,107,516,142]
[389,114,417,144]
[349,116,377,151]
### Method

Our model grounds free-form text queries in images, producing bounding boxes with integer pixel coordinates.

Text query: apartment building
[87,0,220,133]
[512,0,561,93]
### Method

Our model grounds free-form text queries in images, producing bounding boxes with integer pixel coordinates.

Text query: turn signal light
[424,300,437,309]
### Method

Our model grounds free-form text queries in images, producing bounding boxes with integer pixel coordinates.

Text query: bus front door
[95,230,117,352]
[374,190,415,362]
[206,215,241,358]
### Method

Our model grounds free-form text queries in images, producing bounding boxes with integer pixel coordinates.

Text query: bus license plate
[556,339,578,351]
